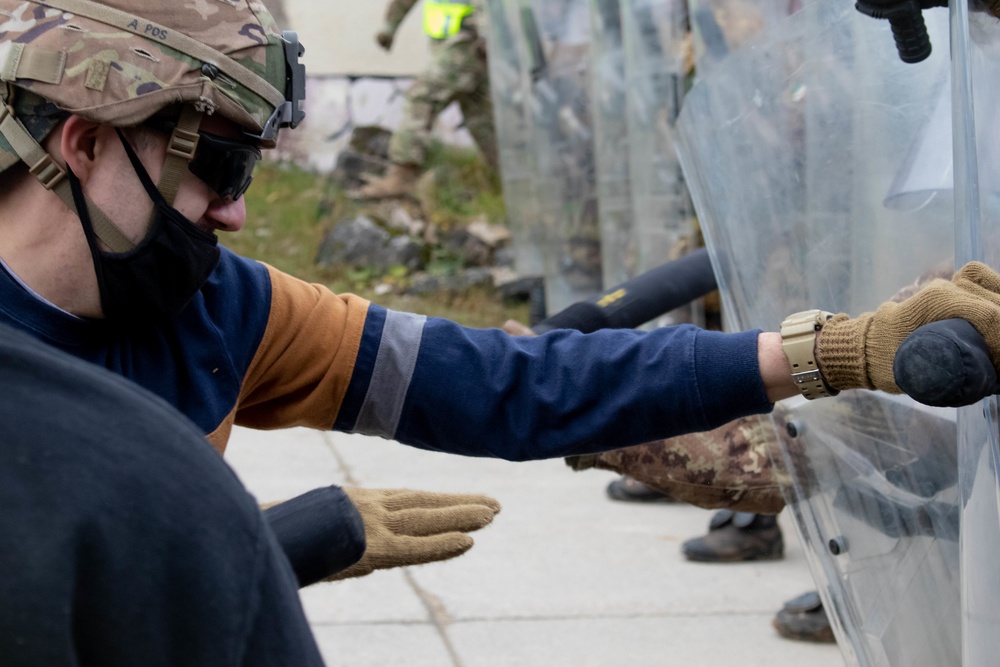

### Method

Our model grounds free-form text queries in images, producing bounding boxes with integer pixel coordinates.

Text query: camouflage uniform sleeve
[383,0,422,35]
[577,415,789,515]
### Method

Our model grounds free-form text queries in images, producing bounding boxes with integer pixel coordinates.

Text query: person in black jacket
[0,322,326,667]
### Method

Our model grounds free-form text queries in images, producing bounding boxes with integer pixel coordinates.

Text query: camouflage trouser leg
[457,62,497,172]
[569,414,789,514]
[389,37,492,168]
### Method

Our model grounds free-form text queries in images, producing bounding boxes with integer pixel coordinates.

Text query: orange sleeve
[231,265,371,433]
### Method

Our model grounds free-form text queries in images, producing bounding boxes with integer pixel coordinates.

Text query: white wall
[261,0,473,172]
[281,0,432,77]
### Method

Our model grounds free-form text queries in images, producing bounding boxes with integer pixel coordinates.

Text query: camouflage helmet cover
[0,0,305,172]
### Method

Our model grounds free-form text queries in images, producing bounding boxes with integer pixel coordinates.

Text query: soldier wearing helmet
[0,0,304,328]
[2,0,1000,616]
[0,0,507,586]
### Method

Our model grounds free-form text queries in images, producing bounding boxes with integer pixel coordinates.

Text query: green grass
[227,161,329,283]
[421,142,506,230]
[223,147,530,329]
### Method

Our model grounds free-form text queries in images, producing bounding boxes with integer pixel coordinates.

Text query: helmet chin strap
[157,104,204,207]
[0,100,134,253]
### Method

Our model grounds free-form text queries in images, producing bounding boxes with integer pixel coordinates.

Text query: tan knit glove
[816,261,1000,393]
[325,488,501,581]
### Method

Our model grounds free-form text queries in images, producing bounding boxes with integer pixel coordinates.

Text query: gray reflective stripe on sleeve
[353,310,427,437]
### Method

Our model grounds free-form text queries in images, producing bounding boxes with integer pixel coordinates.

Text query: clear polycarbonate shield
[520,0,603,314]
[676,2,958,666]
[589,0,636,288]
[686,0,806,79]
[485,0,546,282]
[951,2,1000,664]
[621,0,700,326]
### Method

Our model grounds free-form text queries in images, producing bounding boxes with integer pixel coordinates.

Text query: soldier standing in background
[352,0,498,199]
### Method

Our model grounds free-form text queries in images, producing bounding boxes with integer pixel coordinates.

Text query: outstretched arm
[337,311,774,460]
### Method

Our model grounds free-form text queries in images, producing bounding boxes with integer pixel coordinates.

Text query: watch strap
[781,310,839,400]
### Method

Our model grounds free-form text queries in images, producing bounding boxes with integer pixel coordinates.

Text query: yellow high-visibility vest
[423,0,474,39]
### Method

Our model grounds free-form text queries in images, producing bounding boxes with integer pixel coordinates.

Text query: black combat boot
[772,590,836,643]
[681,510,784,562]
[605,476,675,503]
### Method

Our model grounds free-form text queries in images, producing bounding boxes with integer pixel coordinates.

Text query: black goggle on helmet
[145,113,262,201]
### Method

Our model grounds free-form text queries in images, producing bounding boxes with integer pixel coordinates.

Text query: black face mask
[69,130,220,329]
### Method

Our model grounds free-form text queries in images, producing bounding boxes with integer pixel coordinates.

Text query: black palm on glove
[895,319,1000,407]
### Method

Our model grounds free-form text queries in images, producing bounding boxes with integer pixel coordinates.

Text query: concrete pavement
[226,425,845,667]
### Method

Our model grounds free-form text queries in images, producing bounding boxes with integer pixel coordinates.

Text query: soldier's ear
[56,115,107,184]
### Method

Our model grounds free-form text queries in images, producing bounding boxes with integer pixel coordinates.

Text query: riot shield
[590,0,636,288]
[520,0,603,314]
[485,0,546,282]
[950,2,1000,664]
[676,2,959,666]
[686,0,805,78]
[621,0,700,326]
